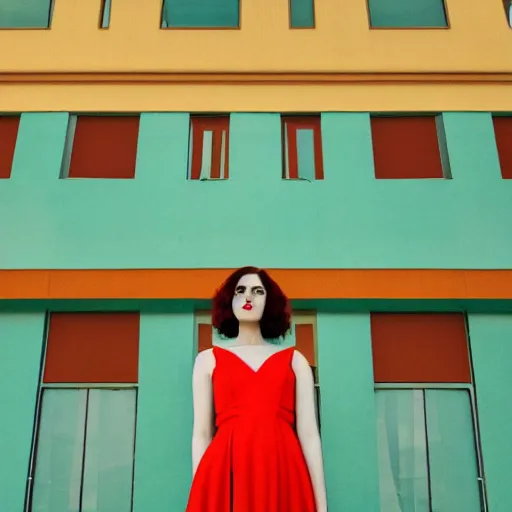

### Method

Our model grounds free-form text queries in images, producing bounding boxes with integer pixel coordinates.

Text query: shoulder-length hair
[212,266,291,341]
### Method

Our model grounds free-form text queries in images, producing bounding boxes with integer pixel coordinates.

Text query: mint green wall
[317,312,380,512]
[133,312,194,512]
[0,313,45,511]
[467,314,512,512]
[1,112,511,269]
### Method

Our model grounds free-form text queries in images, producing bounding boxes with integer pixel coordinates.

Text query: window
[196,313,214,353]
[161,0,239,28]
[195,311,320,427]
[290,0,315,28]
[63,115,140,179]
[376,388,482,512]
[43,313,140,383]
[371,313,487,512]
[30,389,137,512]
[504,0,512,27]
[0,115,20,179]
[493,116,512,179]
[0,0,54,28]
[282,116,324,181]
[100,0,111,28]
[195,311,317,369]
[195,311,321,427]
[371,116,450,179]
[188,116,229,180]
[28,313,140,512]
[367,0,447,28]
[371,313,471,383]
[293,313,321,428]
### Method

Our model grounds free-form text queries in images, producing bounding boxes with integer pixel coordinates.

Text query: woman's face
[232,273,267,322]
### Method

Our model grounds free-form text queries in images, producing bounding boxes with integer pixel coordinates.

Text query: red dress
[186,346,317,512]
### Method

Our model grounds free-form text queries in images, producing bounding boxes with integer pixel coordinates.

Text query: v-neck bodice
[212,346,296,430]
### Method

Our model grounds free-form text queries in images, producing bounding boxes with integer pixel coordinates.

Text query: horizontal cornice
[2,72,512,85]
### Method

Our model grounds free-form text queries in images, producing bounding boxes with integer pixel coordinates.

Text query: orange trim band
[2,269,512,300]
[2,73,512,86]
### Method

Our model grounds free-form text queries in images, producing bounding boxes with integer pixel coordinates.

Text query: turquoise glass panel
[162,0,239,28]
[82,389,136,512]
[290,0,315,28]
[0,0,52,28]
[296,128,316,181]
[101,0,111,28]
[376,390,430,512]
[31,389,87,512]
[368,0,447,28]
[425,390,481,512]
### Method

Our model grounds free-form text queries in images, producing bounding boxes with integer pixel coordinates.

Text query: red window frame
[493,116,512,179]
[371,116,445,179]
[43,313,140,383]
[371,313,471,384]
[190,116,230,180]
[68,115,140,179]
[0,115,20,179]
[282,116,324,180]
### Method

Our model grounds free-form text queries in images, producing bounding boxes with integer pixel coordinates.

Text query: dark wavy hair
[212,266,291,341]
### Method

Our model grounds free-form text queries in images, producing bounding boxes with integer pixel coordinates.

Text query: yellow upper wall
[1,0,511,74]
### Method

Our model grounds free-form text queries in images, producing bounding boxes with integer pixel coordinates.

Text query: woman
[186,266,327,511]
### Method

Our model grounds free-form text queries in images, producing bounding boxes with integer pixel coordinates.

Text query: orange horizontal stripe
[1,269,512,300]
[3,73,512,86]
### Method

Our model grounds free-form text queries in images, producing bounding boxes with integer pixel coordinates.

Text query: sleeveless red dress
[186,346,317,512]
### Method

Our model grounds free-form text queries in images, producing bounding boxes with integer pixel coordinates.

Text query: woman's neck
[234,321,266,346]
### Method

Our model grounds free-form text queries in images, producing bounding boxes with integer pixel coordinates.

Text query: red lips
[242,303,253,311]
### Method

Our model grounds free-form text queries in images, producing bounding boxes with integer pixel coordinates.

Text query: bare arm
[191,349,215,476]
[293,351,328,512]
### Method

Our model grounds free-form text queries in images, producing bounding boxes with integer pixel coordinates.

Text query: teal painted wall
[467,314,512,512]
[1,112,511,269]
[317,312,380,512]
[133,312,194,512]
[0,313,46,512]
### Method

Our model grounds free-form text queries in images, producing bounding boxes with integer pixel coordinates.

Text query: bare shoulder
[193,348,215,374]
[291,349,312,375]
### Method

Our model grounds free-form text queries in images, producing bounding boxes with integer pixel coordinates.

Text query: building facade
[1,1,512,511]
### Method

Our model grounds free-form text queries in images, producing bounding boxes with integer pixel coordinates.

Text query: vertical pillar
[10,113,68,183]
[136,113,190,184]
[317,312,380,512]
[229,113,282,185]
[321,112,375,186]
[133,312,195,512]
[467,314,512,512]
[0,313,46,511]
[442,112,502,182]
